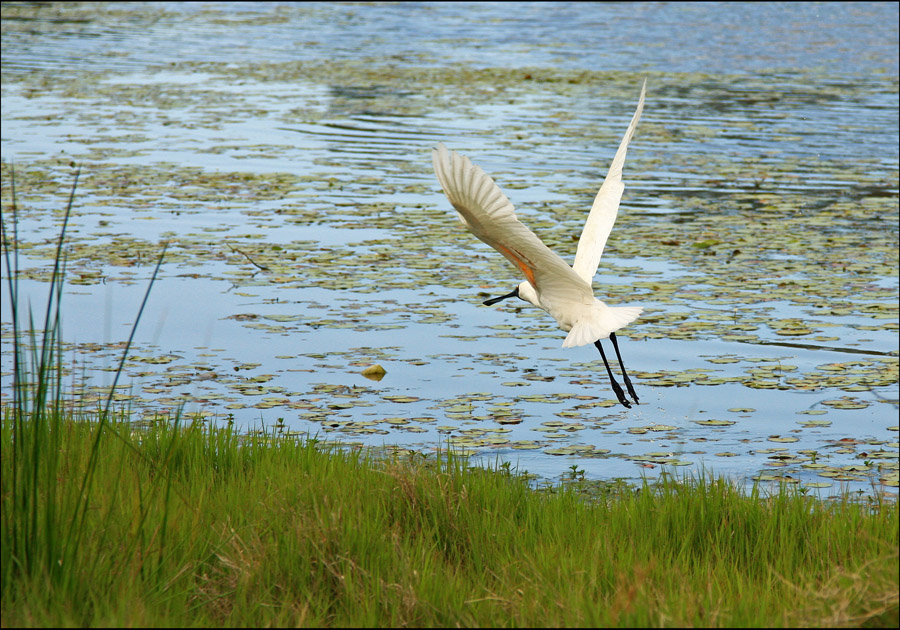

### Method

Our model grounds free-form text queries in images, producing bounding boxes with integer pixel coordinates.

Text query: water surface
[2,2,898,495]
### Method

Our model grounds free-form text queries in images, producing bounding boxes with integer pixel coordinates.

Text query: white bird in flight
[432,80,646,408]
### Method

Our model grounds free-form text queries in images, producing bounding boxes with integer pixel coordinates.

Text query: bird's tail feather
[562,306,642,348]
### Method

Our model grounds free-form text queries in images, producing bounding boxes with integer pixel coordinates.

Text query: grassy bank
[1,406,897,627]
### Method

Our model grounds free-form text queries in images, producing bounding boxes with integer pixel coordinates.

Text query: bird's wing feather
[571,79,646,284]
[432,143,593,305]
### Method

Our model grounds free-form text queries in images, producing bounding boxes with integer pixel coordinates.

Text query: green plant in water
[0,164,167,606]
[568,463,585,481]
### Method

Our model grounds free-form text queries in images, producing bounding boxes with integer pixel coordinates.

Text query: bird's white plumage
[572,80,646,284]
[432,143,594,309]
[432,80,646,348]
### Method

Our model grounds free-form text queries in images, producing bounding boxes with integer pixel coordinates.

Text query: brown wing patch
[496,243,537,288]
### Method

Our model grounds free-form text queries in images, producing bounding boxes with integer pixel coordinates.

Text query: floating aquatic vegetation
[360,364,386,381]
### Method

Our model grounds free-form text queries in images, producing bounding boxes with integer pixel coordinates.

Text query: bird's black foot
[612,381,632,409]
[608,332,639,406]
[595,340,632,408]
[623,375,639,406]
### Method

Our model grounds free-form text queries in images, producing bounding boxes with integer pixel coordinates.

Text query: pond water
[2,2,898,496]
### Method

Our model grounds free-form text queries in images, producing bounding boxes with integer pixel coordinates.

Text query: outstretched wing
[571,79,646,285]
[432,143,592,307]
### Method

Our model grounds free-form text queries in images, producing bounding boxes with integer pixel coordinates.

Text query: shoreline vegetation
[2,405,898,627]
[2,173,898,627]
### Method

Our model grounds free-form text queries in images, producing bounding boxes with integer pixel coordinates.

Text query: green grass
[1,409,897,627]
[2,169,898,627]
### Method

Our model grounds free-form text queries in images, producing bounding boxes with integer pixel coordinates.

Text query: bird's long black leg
[594,340,631,409]
[609,332,639,405]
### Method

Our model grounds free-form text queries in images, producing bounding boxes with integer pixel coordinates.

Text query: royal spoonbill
[431,80,646,408]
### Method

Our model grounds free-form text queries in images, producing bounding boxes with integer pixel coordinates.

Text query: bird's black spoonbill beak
[483,287,520,306]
